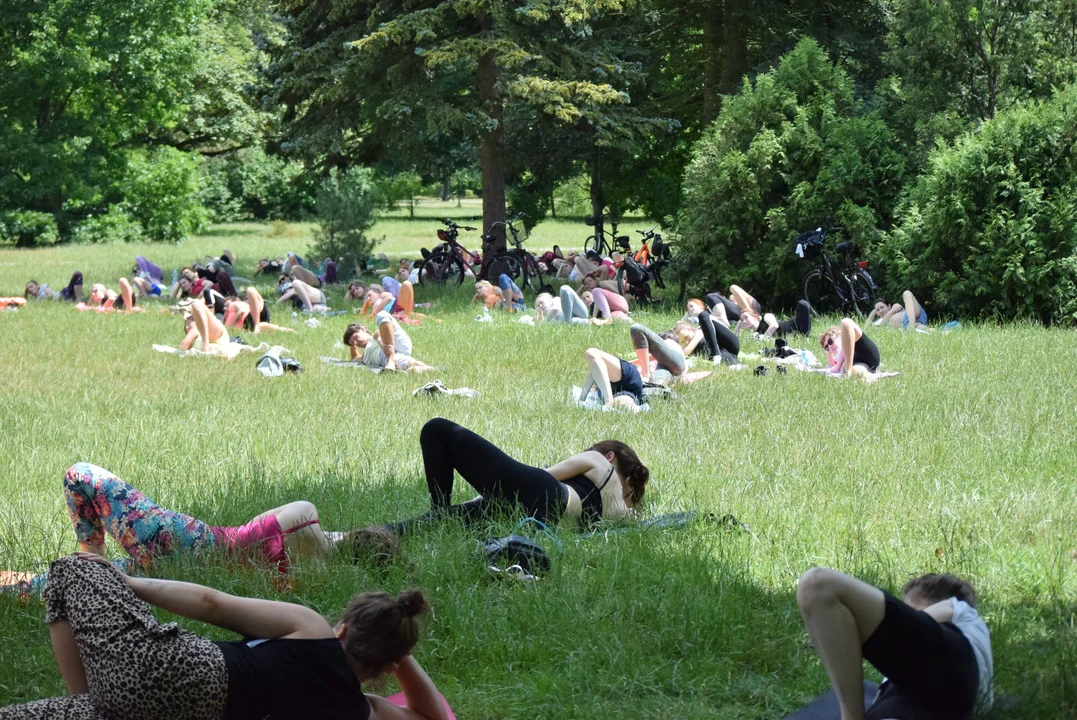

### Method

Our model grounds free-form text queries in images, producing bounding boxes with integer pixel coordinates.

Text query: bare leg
[132,277,150,299]
[711,302,730,328]
[117,278,137,312]
[763,312,780,337]
[840,317,862,375]
[291,265,321,288]
[797,568,886,720]
[398,281,415,314]
[729,284,758,315]
[885,303,904,328]
[902,290,922,329]
[290,279,318,311]
[255,501,330,557]
[247,287,266,332]
[191,299,226,346]
[584,348,623,407]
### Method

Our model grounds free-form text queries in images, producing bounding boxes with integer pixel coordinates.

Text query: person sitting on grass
[534,286,589,325]
[277,276,330,313]
[343,314,434,373]
[629,323,686,384]
[735,299,813,338]
[473,275,524,312]
[579,347,646,412]
[223,287,295,334]
[797,568,992,720]
[0,463,404,597]
[866,291,928,330]
[80,280,141,313]
[0,553,448,720]
[379,418,648,535]
[820,319,881,379]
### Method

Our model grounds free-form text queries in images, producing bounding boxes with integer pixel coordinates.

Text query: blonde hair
[474,280,493,297]
[819,326,841,348]
[673,321,695,346]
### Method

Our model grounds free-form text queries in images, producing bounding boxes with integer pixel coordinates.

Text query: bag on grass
[481,534,550,576]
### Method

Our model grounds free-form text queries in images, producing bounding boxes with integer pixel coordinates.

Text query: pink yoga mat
[385,693,456,719]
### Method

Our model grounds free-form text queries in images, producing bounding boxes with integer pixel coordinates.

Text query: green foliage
[70,209,144,245]
[677,39,905,306]
[373,172,432,218]
[882,84,1077,325]
[120,148,208,244]
[199,148,316,223]
[0,211,60,247]
[311,167,380,266]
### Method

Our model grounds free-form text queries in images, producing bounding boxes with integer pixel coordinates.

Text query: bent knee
[796,567,840,609]
[585,348,604,361]
[420,417,455,442]
[629,325,648,347]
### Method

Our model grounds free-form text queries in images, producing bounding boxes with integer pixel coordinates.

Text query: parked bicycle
[482,214,544,295]
[417,219,481,287]
[616,226,672,303]
[795,226,878,315]
[583,213,632,258]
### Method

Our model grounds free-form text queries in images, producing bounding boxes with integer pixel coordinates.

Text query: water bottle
[171,268,178,285]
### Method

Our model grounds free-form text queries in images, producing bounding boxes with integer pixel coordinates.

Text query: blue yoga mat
[781,681,878,720]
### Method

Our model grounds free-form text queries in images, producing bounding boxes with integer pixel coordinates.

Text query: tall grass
[0,219,1074,718]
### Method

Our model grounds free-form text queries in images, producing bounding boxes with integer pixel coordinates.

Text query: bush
[311,167,380,267]
[675,39,905,307]
[120,147,207,243]
[70,208,144,244]
[882,84,1077,325]
[0,211,60,247]
[199,148,316,222]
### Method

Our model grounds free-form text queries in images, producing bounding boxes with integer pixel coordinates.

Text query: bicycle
[795,226,878,316]
[482,214,545,295]
[417,219,481,287]
[616,226,673,303]
[583,213,632,258]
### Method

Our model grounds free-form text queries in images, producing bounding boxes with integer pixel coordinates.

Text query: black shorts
[610,359,644,406]
[862,593,979,720]
[853,333,880,372]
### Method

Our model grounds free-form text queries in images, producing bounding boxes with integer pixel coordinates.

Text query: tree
[272,0,635,254]
[311,167,380,267]
[676,39,905,306]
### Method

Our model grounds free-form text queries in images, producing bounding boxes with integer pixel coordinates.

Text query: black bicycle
[482,214,544,295]
[796,226,878,316]
[616,226,672,303]
[583,213,631,258]
[417,219,480,287]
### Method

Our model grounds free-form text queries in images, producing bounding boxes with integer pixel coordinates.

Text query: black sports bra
[562,465,615,527]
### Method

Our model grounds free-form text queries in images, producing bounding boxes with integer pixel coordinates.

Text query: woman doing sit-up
[797,568,992,720]
[26,272,84,303]
[579,347,646,411]
[178,299,245,359]
[737,299,813,338]
[382,418,648,535]
[867,291,928,330]
[821,318,881,377]
[222,287,294,334]
[0,553,448,720]
[83,279,140,312]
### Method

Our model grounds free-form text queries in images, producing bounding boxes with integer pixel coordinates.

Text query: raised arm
[277,288,296,305]
[682,328,704,356]
[373,292,395,314]
[367,656,449,720]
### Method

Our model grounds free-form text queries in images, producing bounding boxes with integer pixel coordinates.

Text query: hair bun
[396,589,427,618]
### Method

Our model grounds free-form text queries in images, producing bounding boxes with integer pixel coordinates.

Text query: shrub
[199,148,316,222]
[70,208,144,244]
[120,147,207,243]
[0,211,60,247]
[882,84,1077,325]
[311,167,380,267]
[676,39,905,307]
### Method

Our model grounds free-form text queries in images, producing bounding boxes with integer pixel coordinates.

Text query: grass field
[0,211,1075,718]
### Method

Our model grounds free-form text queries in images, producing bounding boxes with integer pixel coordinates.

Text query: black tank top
[214,637,370,720]
[562,466,615,527]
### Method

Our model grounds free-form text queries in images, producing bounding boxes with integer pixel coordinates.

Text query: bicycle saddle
[835,241,856,255]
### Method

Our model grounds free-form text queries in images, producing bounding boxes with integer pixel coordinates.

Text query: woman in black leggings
[821,318,881,377]
[674,311,741,365]
[740,299,813,338]
[385,419,649,535]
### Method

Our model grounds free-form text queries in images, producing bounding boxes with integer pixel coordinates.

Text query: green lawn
[0,217,1074,718]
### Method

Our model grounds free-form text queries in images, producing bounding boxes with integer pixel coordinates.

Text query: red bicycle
[417,219,482,286]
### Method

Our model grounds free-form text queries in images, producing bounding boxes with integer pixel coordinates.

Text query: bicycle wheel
[803,270,840,316]
[847,269,878,317]
[522,257,544,295]
[485,252,523,285]
[583,235,603,256]
[615,265,628,297]
[418,252,464,287]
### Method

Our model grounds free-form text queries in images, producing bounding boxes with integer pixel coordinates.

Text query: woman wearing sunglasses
[820,318,880,378]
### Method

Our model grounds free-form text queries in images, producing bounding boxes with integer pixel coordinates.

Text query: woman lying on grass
[178,299,246,360]
[277,275,329,312]
[629,323,685,384]
[25,272,84,303]
[820,319,881,379]
[736,299,813,339]
[380,418,648,535]
[222,287,295,334]
[343,313,434,373]
[534,286,589,325]
[674,311,741,366]
[866,291,928,330]
[579,347,647,411]
[79,280,141,313]
[0,463,399,596]
[797,568,992,720]
[473,275,524,312]
[583,287,631,325]
[0,554,447,720]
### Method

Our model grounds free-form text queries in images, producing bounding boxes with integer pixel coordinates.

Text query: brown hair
[25,281,38,299]
[343,323,367,346]
[339,589,427,679]
[902,573,977,608]
[589,440,649,506]
[348,527,400,565]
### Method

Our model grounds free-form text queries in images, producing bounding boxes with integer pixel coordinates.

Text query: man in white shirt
[796,568,992,720]
[343,312,433,373]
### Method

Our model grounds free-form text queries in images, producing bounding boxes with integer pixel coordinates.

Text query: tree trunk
[702,2,724,123]
[719,1,749,94]
[550,189,556,219]
[479,51,507,255]
[589,150,605,247]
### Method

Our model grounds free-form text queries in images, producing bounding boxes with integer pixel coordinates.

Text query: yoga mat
[385,692,456,719]
[781,681,878,720]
